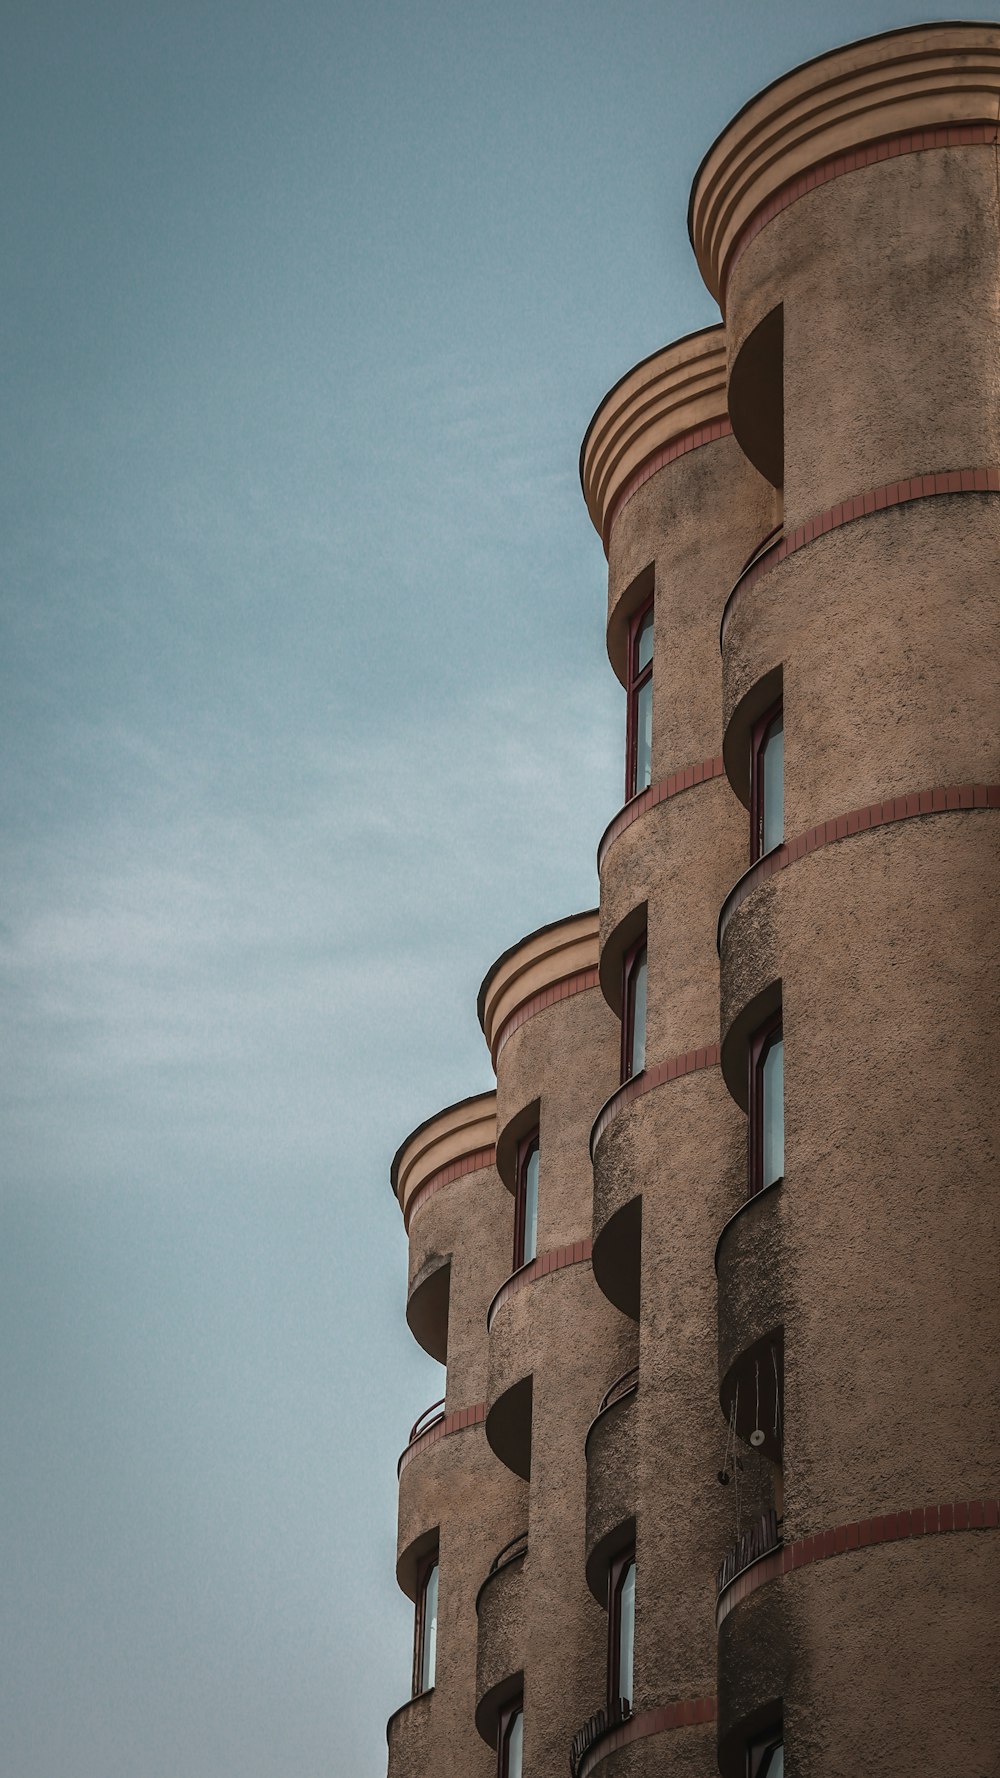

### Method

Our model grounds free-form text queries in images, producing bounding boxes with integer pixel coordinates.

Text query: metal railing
[407,1397,446,1446]
[487,1529,528,1577]
[596,1366,639,1417]
[570,1699,631,1776]
[715,1506,782,1598]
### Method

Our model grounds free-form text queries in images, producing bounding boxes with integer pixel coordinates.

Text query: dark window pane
[762,1036,784,1186]
[629,949,647,1078]
[522,1145,539,1265]
[635,607,654,674]
[616,1560,635,1707]
[761,714,784,853]
[505,1709,523,1778]
[418,1562,438,1691]
[633,678,653,792]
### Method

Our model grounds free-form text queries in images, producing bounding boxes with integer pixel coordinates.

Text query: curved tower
[380,23,999,1778]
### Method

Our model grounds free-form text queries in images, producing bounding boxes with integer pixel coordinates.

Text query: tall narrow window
[608,1548,636,1715]
[497,1698,524,1778]
[626,600,654,797]
[748,1727,783,1777]
[412,1553,439,1694]
[749,1013,784,1197]
[513,1133,539,1269]
[621,937,648,1082]
[750,700,784,861]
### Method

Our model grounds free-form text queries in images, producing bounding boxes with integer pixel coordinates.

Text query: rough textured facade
[384,26,1000,1778]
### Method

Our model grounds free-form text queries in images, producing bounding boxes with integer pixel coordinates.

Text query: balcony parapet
[572,1698,718,1777]
[478,909,600,1070]
[580,327,729,560]
[475,1530,528,1614]
[486,1241,592,1332]
[689,23,1000,307]
[716,1508,782,1600]
[397,1399,485,1477]
[391,1090,497,1230]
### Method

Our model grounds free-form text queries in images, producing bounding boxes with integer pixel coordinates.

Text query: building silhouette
[384,24,1000,1778]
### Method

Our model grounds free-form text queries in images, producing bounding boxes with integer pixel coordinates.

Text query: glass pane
[617,1561,635,1707]
[629,949,647,1078]
[760,1742,783,1778]
[419,1562,438,1691]
[761,715,784,853]
[762,1036,784,1186]
[635,607,654,673]
[633,678,653,793]
[522,1146,539,1266]
[505,1710,523,1778]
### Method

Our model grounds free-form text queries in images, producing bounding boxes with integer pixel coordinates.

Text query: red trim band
[397,1400,486,1477]
[721,468,1000,647]
[492,968,600,1065]
[591,1045,720,1158]
[577,1698,718,1778]
[723,124,999,303]
[598,758,726,872]
[604,418,732,550]
[718,783,1000,949]
[717,1497,1000,1629]
[403,1144,497,1231]
[487,1239,592,1330]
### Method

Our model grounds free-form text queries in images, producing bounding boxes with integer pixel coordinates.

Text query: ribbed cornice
[478,909,600,1066]
[390,1091,497,1225]
[689,22,1000,305]
[580,328,729,548]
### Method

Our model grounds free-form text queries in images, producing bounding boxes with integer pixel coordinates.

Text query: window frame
[747,1726,783,1778]
[411,1549,439,1697]
[497,1696,524,1778]
[606,1545,636,1717]
[748,1010,783,1199]
[749,697,783,863]
[513,1130,540,1271]
[620,934,648,1084]
[625,596,654,799]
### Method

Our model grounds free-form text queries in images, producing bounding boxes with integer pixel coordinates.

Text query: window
[412,1554,438,1695]
[625,600,654,797]
[513,1133,539,1269]
[750,700,783,861]
[749,1012,783,1197]
[748,1728,783,1778]
[607,1548,635,1715]
[497,1698,524,1778]
[621,937,647,1083]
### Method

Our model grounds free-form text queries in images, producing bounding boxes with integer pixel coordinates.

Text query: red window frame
[625,597,654,799]
[620,935,647,1084]
[497,1696,524,1777]
[747,1726,783,1777]
[748,1009,783,1199]
[749,697,783,863]
[513,1130,539,1270]
[411,1549,439,1696]
[607,1545,636,1715]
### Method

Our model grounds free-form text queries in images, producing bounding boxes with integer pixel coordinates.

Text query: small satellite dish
[749,1428,765,1448]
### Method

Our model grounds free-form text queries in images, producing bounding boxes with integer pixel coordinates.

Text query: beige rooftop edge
[390,1089,497,1225]
[580,327,728,546]
[689,20,1000,306]
[478,908,600,1064]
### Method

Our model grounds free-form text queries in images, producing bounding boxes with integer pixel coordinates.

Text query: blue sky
[3,4,996,1773]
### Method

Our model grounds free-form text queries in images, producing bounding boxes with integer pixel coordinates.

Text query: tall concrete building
[384,25,1000,1778]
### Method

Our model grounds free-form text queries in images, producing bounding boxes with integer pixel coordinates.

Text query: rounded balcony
[585,1369,638,1603]
[719,499,1000,848]
[396,1398,484,1596]
[570,1700,718,1778]
[579,326,728,567]
[386,1687,435,1777]
[484,1268,535,1480]
[474,1531,528,1744]
[716,1181,786,1435]
[590,1088,643,1321]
